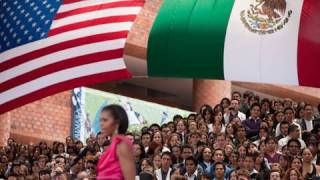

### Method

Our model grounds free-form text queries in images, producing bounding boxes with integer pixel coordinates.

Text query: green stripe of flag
[147,0,234,79]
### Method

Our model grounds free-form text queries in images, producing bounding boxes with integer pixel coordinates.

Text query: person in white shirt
[155,152,172,180]
[298,104,320,132]
[275,107,301,137]
[224,99,246,124]
[184,156,199,180]
[278,124,306,151]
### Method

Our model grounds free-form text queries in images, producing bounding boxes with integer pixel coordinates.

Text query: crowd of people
[1,91,320,180]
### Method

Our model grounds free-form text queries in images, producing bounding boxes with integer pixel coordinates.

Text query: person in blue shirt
[206,149,232,179]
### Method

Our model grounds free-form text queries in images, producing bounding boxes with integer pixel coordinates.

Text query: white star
[9,28,13,33]
[9,11,14,16]
[36,27,41,32]
[25,0,30,3]
[20,9,25,14]
[25,12,30,17]
[42,0,47,5]
[36,10,41,15]
[0,14,4,19]
[28,17,33,22]
[17,5,22,9]
[40,15,45,20]
[5,23,10,28]
[13,33,17,38]
[50,8,55,13]
[45,20,50,24]
[3,18,7,23]
[6,7,11,11]
[3,2,7,7]
[20,25,25,30]
[13,1,18,5]
[17,38,21,43]
[41,32,46,37]
[3,36,7,41]
[33,6,38,11]
[32,22,37,27]
[16,20,20,25]
[0,32,4,36]
[28,36,33,40]
[13,16,17,21]
[46,4,51,8]
[24,30,29,35]
[30,2,35,7]
[6,42,10,46]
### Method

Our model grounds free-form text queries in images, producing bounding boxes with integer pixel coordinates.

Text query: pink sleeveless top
[96,135,132,180]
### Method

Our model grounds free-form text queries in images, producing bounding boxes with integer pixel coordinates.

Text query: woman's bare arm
[117,141,136,180]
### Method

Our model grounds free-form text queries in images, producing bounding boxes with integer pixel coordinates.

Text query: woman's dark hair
[201,107,214,123]
[138,158,153,173]
[53,142,65,154]
[133,141,146,161]
[101,104,128,134]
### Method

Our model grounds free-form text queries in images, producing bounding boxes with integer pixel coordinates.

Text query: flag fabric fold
[147,0,320,88]
[0,0,144,114]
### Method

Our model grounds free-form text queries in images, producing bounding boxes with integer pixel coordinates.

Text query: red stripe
[0,49,124,92]
[297,0,320,88]
[0,69,131,114]
[56,1,144,20]
[49,15,136,36]
[0,31,128,72]
[62,0,84,5]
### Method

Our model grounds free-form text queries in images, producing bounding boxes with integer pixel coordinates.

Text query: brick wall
[0,91,72,146]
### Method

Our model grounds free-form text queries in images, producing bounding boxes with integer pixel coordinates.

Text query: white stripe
[51,7,141,29]
[0,59,126,104]
[0,39,126,83]
[224,0,304,85]
[0,22,133,62]
[58,0,127,13]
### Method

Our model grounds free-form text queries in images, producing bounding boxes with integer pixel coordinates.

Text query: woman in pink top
[96,105,135,180]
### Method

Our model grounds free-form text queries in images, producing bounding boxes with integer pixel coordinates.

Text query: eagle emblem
[240,0,292,35]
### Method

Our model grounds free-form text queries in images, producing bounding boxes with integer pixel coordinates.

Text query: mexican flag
[147,0,320,88]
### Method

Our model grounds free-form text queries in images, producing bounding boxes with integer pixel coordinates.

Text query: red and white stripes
[0,0,144,113]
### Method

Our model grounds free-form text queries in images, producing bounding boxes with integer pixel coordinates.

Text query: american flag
[0,0,144,114]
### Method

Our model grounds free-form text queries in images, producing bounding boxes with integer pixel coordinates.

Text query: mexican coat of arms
[241,0,292,35]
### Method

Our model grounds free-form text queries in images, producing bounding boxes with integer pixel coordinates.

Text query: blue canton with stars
[0,0,62,53]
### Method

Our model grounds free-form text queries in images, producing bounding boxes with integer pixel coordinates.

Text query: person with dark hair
[198,147,212,174]
[202,107,214,125]
[242,103,261,140]
[244,153,258,179]
[261,98,272,118]
[224,99,246,124]
[233,125,249,147]
[150,123,161,133]
[96,132,107,152]
[301,148,320,179]
[184,156,199,179]
[278,124,306,151]
[231,91,241,102]
[276,121,289,141]
[220,98,230,109]
[264,137,281,164]
[133,142,146,173]
[275,107,302,138]
[283,168,303,180]
[206,149,232,179]
[96,104,135,180]
[298,104,320,133]
[213,162,225,180]
[141,132,152,152]
[155,152,172,180]
[287,139,302,157]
